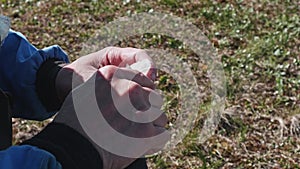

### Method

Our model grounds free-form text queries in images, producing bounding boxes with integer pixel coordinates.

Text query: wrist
[55,65,74,103]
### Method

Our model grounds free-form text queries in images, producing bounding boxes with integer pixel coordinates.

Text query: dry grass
[2,0,300,168]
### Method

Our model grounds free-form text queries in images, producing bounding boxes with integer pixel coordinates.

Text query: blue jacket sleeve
[0,145,62,169]
[0,30,69,120]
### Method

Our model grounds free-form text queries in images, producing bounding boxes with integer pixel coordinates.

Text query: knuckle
[104,46,121,58]
[99,65,118,79]
[104,64,117,70]
[104,46,117,51]
[129,84,150,110]
[101,66,113,75]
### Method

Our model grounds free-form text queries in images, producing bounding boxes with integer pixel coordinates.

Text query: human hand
[54,65,169,169]
[56,47,156,102]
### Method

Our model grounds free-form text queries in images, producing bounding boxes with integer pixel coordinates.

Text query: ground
[1,0,300,168]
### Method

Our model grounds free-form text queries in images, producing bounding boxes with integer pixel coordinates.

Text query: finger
[128,84,164,112]
[112,80,163,122]
[75,47,145,69]
[131,71,155,90]
[73,47,156,80]
[132,88,165,124]
[105,47,156,81]
[105,47,153,67]
[127,49,156,81]
[116,67,155,90]
[105,78,151,123]
[152,113,168,128]
[128,59,156,81]
[130,87,163,111]
[95,94,132,132]
[127,82,151,111]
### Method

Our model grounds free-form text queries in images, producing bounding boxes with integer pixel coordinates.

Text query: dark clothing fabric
[0,89,12,150]
[36,59,66,112]
[22,123,103,169]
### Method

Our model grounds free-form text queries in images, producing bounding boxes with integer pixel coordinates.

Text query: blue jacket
[0,146,62,169]
[0,30,68,169]
[0,30,69,120]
